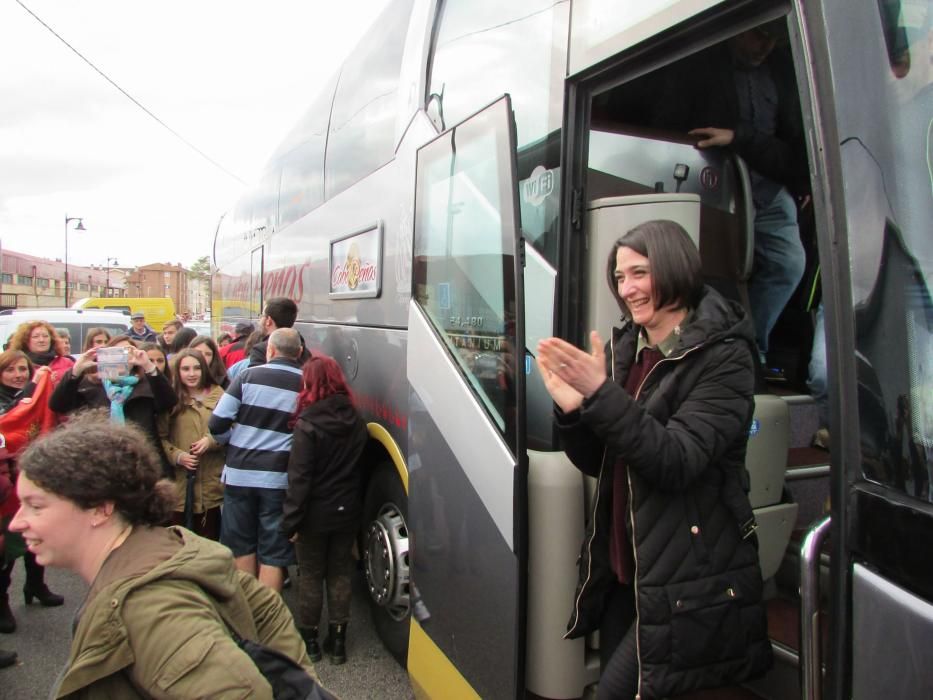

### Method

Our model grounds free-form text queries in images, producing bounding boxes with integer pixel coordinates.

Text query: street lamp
[104,256,119,297]
[64,215,86,307]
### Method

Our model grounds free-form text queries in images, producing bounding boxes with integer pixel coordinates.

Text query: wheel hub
[364,502,411,621]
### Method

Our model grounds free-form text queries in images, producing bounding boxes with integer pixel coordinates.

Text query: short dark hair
[605,219,703,318]
[170,327,198,354]
[18,411,174,526]
[264,297,298,329]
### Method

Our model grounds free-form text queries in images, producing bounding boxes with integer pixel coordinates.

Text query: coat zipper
[628,340,704,698]
[564,445,609,639]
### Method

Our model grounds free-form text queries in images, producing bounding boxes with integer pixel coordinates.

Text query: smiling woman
[9,411,317,697]
[7,321,75,386]
[536,220,770,699]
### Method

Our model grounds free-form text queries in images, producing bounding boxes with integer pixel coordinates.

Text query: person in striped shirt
[209,328,304,591]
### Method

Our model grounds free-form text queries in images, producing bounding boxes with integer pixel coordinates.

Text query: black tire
[362,462,410,665]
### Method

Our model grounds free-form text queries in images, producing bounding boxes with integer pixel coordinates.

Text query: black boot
[23,551,64,607]
[299,627,322,662]
[0,648,16,669]
[323,623,347,665]
[0,595,15,634]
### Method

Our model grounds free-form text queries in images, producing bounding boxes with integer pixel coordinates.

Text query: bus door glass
[815,0,933,696]
[408,96,526,698]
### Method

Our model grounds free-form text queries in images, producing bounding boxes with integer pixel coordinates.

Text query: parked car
[0,308,130,352]
[184,321,211,338]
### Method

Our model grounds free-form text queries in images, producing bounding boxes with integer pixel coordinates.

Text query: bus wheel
[362,464,410,664]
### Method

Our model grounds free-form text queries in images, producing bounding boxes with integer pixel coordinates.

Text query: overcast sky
[0,0,389,269]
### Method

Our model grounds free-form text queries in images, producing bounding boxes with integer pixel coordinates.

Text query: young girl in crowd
[282,353,368,665]
[189,335,229,389]
[139,342,172,383]
[158,349,225,539]
[82,327,111,352]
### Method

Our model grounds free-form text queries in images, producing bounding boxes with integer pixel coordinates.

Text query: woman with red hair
[282,353,368,666]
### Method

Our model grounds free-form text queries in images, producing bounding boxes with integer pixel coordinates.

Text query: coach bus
[212,1,932,697]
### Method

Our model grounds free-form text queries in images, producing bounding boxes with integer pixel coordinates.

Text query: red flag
[0,365,58,458]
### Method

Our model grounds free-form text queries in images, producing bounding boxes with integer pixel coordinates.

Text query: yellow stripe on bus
[366,422,408,494]
[408,620,480,700]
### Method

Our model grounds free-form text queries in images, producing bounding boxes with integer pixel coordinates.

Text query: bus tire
[362,462,411,665]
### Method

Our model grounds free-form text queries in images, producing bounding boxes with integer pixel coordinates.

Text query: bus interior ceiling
[581,25,833,687]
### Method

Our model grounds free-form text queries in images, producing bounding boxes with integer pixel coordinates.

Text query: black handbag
[229,627,339,700]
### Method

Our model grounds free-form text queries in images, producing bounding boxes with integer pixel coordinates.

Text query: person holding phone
[49,337,177,479]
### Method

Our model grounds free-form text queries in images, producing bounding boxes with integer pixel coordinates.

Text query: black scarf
[26,349,57,367]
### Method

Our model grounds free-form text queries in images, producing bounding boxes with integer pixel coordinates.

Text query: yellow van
[72,297,177,331]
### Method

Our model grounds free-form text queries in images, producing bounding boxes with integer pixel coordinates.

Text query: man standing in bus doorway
[127,311,158,343]
[209,328,304,592]
[248,297,311,368]
[688,20,810,378]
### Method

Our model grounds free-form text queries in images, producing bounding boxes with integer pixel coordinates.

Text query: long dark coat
[559,286,772,699]
[281,394,368,537]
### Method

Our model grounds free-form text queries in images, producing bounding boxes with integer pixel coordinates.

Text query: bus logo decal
[329,223,383,299]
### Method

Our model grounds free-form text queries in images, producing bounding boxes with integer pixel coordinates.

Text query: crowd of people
[0,298,364,697]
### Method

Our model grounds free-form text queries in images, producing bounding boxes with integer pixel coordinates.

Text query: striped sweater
[208,357,302,490]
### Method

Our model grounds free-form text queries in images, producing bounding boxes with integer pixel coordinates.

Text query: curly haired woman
[7,321,74,386]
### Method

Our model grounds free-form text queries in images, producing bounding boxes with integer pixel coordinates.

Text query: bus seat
[747,394,799,580]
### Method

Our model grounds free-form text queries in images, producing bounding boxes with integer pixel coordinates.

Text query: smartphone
[96,347,131,380]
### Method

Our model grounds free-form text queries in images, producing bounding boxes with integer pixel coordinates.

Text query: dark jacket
[49,368,177,477]
[127,325,159,344]
[559,286,771,699]
[657,44,809,196]
[281,394,368,537]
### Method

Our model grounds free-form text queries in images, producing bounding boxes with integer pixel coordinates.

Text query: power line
[14,0,249,186]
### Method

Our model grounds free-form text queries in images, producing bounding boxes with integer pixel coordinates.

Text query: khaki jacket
[56,526,316,699]
[157,385,226,513]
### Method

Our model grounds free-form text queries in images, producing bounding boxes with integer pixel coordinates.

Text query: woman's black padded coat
[558,286,772,699]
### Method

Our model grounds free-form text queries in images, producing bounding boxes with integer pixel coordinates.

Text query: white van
[0,308,130,352]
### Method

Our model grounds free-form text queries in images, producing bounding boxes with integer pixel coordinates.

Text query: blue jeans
[807,304,829,428]
[748,185,806,358]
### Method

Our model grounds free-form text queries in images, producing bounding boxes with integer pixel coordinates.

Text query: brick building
[0,248,120,309]
[125,263,189,315]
